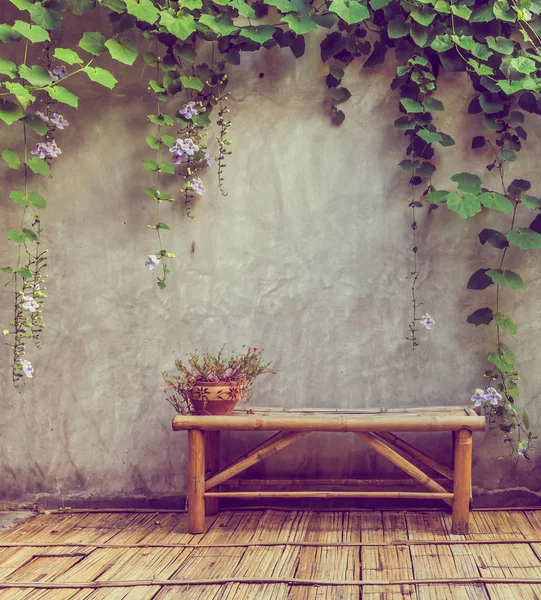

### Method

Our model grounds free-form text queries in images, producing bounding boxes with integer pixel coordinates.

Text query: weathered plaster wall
[1,9,541,507]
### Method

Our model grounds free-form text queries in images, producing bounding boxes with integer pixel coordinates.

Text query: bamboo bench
[172,406,485,534]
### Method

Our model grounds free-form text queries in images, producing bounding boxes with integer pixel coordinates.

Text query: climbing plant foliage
[1,0,541,456]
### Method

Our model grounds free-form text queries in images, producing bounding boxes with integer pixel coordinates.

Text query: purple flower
[145,254,160,270]
[49,65,68,81]
[485,387,502,406]
[22,296,39,312]
[517,440,529,457]
[31,143,49,159]
[50,113,69,130]
[35,111,49,123]
[46,140,62,158]
[180,138,199,156]
[21,359,33,378]
[420,313,435,330]
[204,151,213,167]
[471,388,486,408]
[190,177,205,196]
[179,102,198,120]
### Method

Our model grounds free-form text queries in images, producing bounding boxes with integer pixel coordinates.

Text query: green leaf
[478,228,509,249]
[46,85,78,107]
[467,307,494,326]
[427,190,449,203]
[53,47,82,65]
[485,36,514,55]
[422,97,444,111]
[98,0,127,12]
[1,149,21,170]
[8,229,27,243]
[240,25,276,44]
[23,227,38,241]
[486,268,524,290]
[388,18,409,38]
[329,0,369,23]
[493,0,516,21]
[416,130,443,143]
[511,56,537,74]
[522,409,529,430]
[124,0,159,23]
[522,194,541,209]
[451,172,482,193]
[78,32,107,56]
[446,191,482,218]
[161,134,176,146]
[10,0,33,11]
[479,93,504,114]
[450,4,472,19]
[478,192,513,213]
[494,312,518,335]
[143,159,159,172]
[329,86,351,102]
[12,20,50,43]
[488,348,515,372]
[0,100,24,125]
[400,98,424,113]
[18,64,52,86]
[438,133,455,146]
[159,163,174,174]
[63,0,96,14]
[160,11,197,41]
[313,12,339,27]
[430,34,453,52]
[28,2,65,30]
[16,266,32,278]
[410,22,428,47]
[198,14,237,35]
[370,0,392,8]
[0,24,23,43]
[104,37,138,65]
[23,113,48,135]
[26,157,50,176]
[0,58,17,79]
[28,191,46,208]
[499,149,517,163]
[399,159,421,171]
[148,114,173,126]
[411,7,436,25]
[4,82,36,108]
[281,14,317,34]
[507,228,541,249]
[145,136,160,150]
[9,191,29,207]
[83,66,118,89]
[1,266,13,273]
[157,221,170,230]
[180,75,203,91]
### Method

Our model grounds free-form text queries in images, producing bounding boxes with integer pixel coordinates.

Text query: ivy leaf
[148,114,173,126]
[330,86,351,102]
[53,47,83,65]
[145,136,160,150]
[313,13,339,27]
[23,113,48,135]
[161,134,176,146]
[0,100,24,125]
[467,307,494,326]
[78,32,107,56]
[399,159,421,171]
[240,26,276,44]
[400,98,424,113]
[4,82,36,109]
[160,12,197,40]
[46,85,79,108]
[479,93,504,114]
[427,190,449,203]
[8,229,27,243]
[409,22,428,47]
[471,3,495,22]
[9,191,29,207]
[369,0,392,8]
[28,1,65,30]
[143,159,159,172]
[16,266,33,278]
[410,7,436,25]
[98,0,127,11]
[499,149,517,163]
[157,221,171,230]
[0,58,17,79]
[321,32,346,62]
[488,346,515,372]
[1,149,21,170]
[63,0,96,14]
[507,228,541,249]
[10,0,33,10]
[198,14,237,35]
[486,268,524,290]
[388,18,409,39]
[394,116,414,130]
[438,133,455,146]
[23,227,38,241]
[28,191,46,209]
[0,24,23,43]
[478,228,509,249]
[281,15,317,34]
[12,20,50,43]
[363,41,387,68]
[511,56,537,74]
[1,266,13,273]
[494,312,517,335]
[26,157,51,176]
[472,135,485,149]
[84,66,118,89]
[478,192,513,214]
[159,163,175,175]
[416,130,443,143]
[329,0,369,24]
[18,64,52,86]
[124,0,159,23]
[422,97,444,111]
[180,75,203,91]
[493,0,516,22]
[467,268,494,290]
[451,172,482,193]
[430,34,453,52]
[485,36,514,55]
[522,194,541,209]
[105,37,138,65]
[450,4,472,19]
[446,191,482,218]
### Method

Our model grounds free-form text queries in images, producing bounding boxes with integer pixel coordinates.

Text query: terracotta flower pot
[189,381,243,415]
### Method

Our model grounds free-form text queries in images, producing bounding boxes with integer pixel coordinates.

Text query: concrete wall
[1,9,541,508]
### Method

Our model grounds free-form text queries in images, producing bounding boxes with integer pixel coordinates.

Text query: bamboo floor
[2,508,541,598]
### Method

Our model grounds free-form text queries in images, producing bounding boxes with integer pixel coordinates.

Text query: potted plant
[164,346,276,415]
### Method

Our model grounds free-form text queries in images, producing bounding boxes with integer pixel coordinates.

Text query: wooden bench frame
[172,406,485,535]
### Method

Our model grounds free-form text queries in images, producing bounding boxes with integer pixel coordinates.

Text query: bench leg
[205,431,220,516]
[188,428,205,534]
[452,428,472,535]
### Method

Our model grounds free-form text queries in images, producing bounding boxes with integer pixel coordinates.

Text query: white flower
[420,313,435,330]
[21,359,33,378]
[145,254,160,270]
[22,296,39,312]
[485,387,502,406]
[517,440,529,457]
[471,388,486,407]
